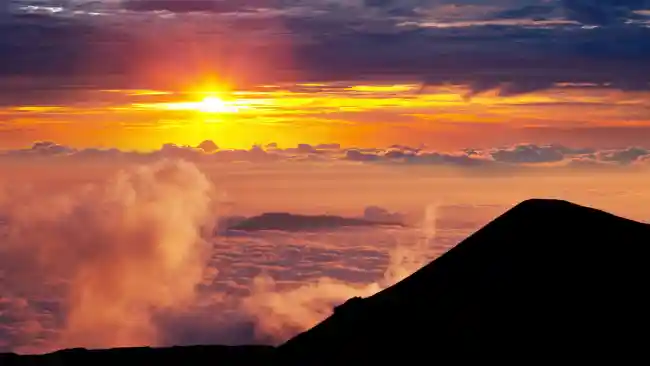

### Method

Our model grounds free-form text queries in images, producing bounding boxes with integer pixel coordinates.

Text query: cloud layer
[4,140,650,168]
[1,1,649,92]
[2,150,650,353]
[0,158,448,353]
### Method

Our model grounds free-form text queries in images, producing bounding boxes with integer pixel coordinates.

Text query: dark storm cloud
[487,1,650,24]
[290,23,650,95]
[122,0,247,13]
[120,0,312,14]
[0,1,650,94]
[363,0,424,16]
[489,4,557,20]
[560,0,650,25]
[0,12,135,78]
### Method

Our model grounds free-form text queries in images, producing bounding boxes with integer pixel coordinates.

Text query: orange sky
[2,82,650,151]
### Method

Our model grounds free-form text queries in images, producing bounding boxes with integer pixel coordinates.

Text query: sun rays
[142,95,242,114]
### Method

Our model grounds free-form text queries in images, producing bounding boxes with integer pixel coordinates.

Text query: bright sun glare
[138,94,242,114]
[195,96,239,113]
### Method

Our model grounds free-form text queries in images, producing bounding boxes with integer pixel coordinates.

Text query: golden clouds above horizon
[0,82,649,151]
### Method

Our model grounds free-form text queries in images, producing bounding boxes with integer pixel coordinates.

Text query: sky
[1,0,650,150]
[3,0,650,355]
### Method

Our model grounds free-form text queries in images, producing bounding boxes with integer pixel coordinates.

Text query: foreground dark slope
[0,346,275,365]
[278,199,650,364]
[2,199,649,365]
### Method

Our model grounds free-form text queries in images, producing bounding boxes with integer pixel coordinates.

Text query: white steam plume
[0,158,438,352]
[0,159,218,351]
[240,203,439,343]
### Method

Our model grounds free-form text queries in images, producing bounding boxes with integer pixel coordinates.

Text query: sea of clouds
[5,140,650,168]
[0,158,480,354]
[1,154,650,354]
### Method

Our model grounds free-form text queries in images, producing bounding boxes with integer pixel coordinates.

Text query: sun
[130,91,247,115]
[195,96,239,113]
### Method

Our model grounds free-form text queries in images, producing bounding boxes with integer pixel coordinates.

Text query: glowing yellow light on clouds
[347,84,417,92]
[133,95,244,114]
[11,106,69,112]
[194,96,240,113]
[100,89,173,96]
[297,83,328,87]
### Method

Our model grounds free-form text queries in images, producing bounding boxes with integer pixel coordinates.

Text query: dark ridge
[3,199,650,365]
[226,212,405,232]
[0,345,274,366]
[277,199,650,364]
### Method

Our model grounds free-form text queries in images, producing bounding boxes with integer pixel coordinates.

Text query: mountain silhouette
[225,212,405,232]
[276,199,650,364]
[2,199,649,365]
